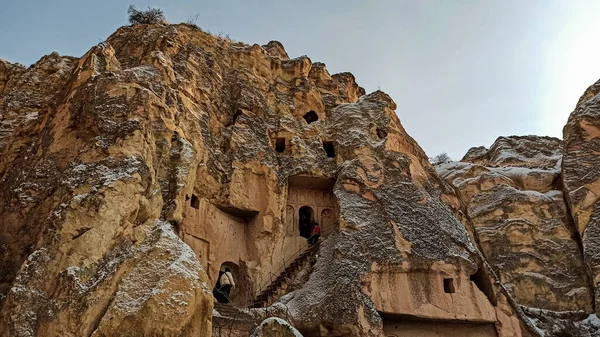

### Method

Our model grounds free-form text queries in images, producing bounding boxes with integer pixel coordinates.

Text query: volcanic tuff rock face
[437,135,600,336]
[0,21,578,337]
[563,78,600,317]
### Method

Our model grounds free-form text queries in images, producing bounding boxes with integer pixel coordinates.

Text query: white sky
[2,0,600,159]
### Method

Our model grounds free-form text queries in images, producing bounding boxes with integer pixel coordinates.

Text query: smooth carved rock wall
[383,320,498,337]
[366,269,497,322]
[286,184,339,237]
[181,198,249,284]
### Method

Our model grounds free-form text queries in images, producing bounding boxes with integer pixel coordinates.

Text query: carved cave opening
[232,109,242,124]
[377,128,388,139]
[470,267,497,306]
[212,261,252,306]
[303,110,319,124]
[191,194,200,209]
[323,141,335,158]
[380,313,499,337]
[299,206,314,239]
[275,137,286,153]
[286,176,339,239]
[443,278,456,293]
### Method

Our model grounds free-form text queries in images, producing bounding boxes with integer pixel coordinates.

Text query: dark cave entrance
[470,267,497,306]
[275,137,286,153]
[443,278,456,293]
[323,141,335,158]
[298,206,314,239]
[303,111,319,124]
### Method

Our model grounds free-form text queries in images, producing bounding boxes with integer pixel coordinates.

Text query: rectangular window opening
[323,141,335,158]
[275,137,286,153]
[191,194,200,209]
[443,278,456,293]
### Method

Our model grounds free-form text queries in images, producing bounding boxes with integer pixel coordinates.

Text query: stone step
[248,244,319,308]
[213,303,253,320]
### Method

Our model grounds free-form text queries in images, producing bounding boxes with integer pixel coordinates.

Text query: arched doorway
[213,262,239,304]
[298,206,314,238]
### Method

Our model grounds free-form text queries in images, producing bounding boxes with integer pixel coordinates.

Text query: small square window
[443,278,455,293]
[275,138,286,153]
[191,194,200,209]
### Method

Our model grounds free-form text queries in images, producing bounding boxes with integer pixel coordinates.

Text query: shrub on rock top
[430,152,452,165]
[127,5,165,25]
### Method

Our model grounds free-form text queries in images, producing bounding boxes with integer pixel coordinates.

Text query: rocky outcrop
[0,30,214,336]
[438,136,597,336]
[0,22,535,337]
[0,59,25,94]
[563,77,600,316]
[251,317,303,337]
[461,136,562,169]
[0,53,77,154]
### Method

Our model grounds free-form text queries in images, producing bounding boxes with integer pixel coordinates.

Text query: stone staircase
[249,243,319,308]
[212,303,256,337]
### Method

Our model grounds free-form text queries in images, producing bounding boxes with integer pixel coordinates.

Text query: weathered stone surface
[0,30,215,336]
[0,53,77,155]
[0,59,25,94]
[438,135,597,336]
[251,317,303,337]
[0,23,531,337]
[563,77,600,315]
[523,307,600,337]
[462,136,562,169]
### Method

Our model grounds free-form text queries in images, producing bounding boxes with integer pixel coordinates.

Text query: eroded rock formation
[3,20,599,337]
[563,78,600,317]
[437,135,600,336]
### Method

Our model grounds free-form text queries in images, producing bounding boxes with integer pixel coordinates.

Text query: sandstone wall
[563,77,600,316]
[0,31,217,336]
[437,135,598,336]
[0,23,532,337]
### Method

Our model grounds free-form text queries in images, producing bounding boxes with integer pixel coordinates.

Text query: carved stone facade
[181,196,255,306]
[286,185,339,238]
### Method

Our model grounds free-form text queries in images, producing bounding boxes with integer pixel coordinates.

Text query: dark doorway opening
[299,206,314,238]
[323,141,335,158]
[376,128,388,139]
[443,278,456,293]
[275,138,286,153]
[470,267,497,305]
[233,109,242,124]
[191,194,200,209]
[213,262,239,305]
[303,111,319,124]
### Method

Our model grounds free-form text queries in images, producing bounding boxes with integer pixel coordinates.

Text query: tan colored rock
[0,59,25,94]
[0,34,214,336]
[0,23,531,337]
[438,136,596,336]
[251,317,303,337]
[563,77,600,316]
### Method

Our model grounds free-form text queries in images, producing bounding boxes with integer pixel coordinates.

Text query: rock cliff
[1,20,597,337]
[438,134,600,336]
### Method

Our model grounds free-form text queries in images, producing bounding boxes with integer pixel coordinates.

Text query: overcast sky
[2,0,600,159]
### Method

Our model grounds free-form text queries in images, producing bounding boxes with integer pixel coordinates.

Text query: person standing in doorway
[218,267,236,303]
[308,222,321,245]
